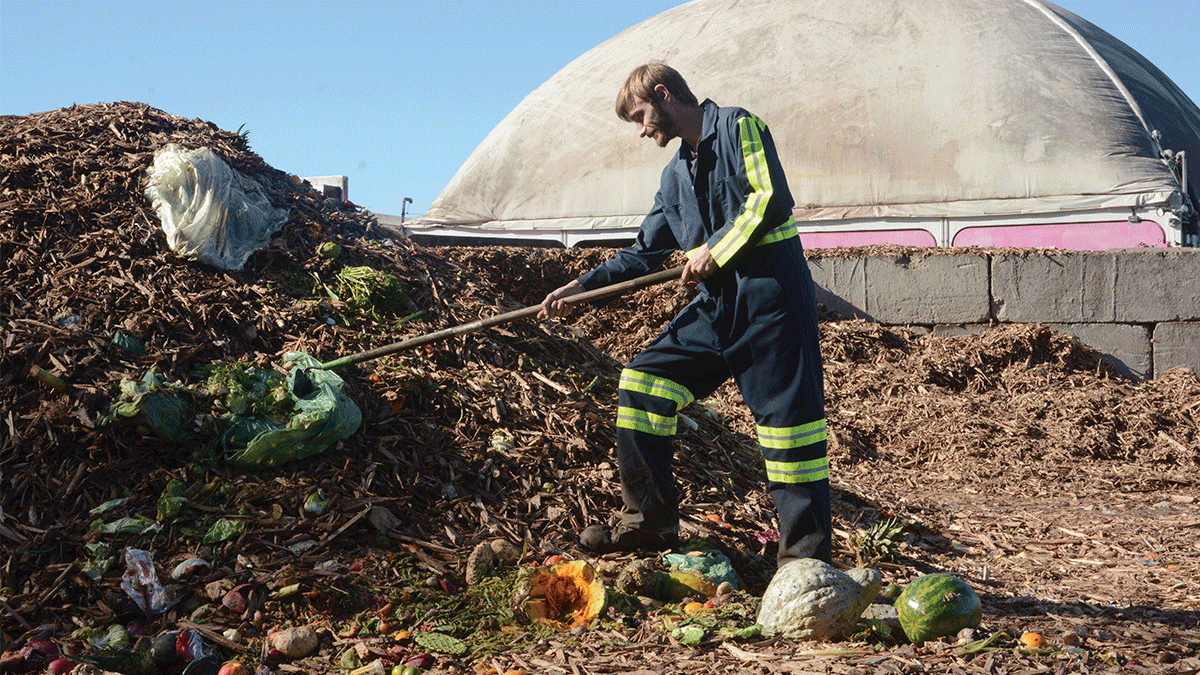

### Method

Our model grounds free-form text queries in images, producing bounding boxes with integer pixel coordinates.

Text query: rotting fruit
[217,661,251,675]
[519,560,607,629]
[1020,632,1047,648]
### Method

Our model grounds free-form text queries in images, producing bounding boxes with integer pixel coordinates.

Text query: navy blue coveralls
[576,100,831,562]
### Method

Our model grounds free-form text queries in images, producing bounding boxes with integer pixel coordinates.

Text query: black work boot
[579,524,679,554]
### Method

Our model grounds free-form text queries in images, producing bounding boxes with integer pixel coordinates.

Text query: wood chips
[2,102,1199,673]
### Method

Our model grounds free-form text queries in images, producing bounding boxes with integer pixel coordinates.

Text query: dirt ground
[2,103,1198,675]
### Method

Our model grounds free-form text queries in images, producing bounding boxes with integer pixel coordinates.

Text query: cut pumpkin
[521,560,607,629]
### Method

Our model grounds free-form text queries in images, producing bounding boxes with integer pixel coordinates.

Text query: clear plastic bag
[144,143,289,270]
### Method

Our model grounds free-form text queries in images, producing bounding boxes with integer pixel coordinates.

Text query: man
[539,63,831,564]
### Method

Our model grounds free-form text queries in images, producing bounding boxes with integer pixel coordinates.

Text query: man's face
[628,97,677,148]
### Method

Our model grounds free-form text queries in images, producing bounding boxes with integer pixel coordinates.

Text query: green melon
[895,574,981,646]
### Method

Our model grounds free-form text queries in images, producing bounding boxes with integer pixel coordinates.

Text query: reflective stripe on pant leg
[758,418,829,484]
[617,368,695,436]
[614,368,694,532]
[759,419,831,561]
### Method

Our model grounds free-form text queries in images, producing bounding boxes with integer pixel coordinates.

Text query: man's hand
[682,244,719,285]
[538,279,586,319]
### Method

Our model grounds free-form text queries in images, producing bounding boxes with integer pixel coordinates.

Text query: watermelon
[895,574,981,646]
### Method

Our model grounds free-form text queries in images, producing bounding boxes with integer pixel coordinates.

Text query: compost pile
[2,103,1199,675]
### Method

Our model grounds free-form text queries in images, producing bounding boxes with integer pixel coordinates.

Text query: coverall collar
[679,99,720,159]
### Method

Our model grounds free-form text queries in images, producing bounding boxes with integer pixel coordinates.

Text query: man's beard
[651,100,678,147]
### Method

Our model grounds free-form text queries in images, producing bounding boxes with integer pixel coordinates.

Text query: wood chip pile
[0,102,781,623]
[2,102,1198,672]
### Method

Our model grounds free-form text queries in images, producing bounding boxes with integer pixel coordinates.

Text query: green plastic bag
[222,352,361,467]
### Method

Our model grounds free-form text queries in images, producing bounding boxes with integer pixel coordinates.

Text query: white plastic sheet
[145,143,289,270]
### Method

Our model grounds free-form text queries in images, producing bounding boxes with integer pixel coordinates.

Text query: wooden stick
[318,265,683,370]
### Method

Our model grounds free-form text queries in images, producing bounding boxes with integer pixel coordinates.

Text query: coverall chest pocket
[658,193,692,247]
[715,174,749,225]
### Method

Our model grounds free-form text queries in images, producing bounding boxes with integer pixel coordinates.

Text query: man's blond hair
[615,62,699,121]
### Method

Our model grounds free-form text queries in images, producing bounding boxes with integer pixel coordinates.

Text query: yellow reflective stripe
[755,216,797,247]
[710,115,773,267]
[619,369,694,408]
[757,419,828,450]
[616,406,677,436]
[764,457,830,483]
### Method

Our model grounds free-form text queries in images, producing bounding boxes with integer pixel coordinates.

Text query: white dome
[413,0,1199,248]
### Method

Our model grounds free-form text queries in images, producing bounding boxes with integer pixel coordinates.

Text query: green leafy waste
[201,359,295,425]
[101,353,361,468]
[334,265,411,321]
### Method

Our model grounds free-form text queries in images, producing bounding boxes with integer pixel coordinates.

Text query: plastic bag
[222,352,362,467]
[120,548,183,615]
[144,143,289,270]
[663,548,742,590]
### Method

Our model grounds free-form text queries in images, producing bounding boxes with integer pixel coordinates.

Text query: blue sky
[2,0,1197,219]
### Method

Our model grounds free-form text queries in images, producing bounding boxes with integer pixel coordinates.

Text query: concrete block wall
[808,248,1200,380]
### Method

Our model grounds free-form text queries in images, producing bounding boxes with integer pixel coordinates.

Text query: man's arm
[538,193,679,319]
[538,279,585,319]
[705,113,794,269]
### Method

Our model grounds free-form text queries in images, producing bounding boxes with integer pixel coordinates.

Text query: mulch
[1,102,1198,674]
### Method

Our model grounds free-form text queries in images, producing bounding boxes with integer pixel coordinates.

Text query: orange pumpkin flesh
[523,560,607,629]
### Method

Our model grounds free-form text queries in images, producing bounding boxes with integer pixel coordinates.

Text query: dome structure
[401,0,1199,249]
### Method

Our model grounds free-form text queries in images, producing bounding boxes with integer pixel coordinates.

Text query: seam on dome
[1021,0,1156,150]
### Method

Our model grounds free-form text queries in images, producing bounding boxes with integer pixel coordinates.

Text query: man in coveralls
[538,63,831,564]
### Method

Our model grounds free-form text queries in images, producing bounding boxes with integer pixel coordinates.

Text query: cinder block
[1111,249,1200,321]
[1153,322,1200,377]
[808,256,869,320]
[303,175,349,202]
[992,251,1113,322]
[865,253,989,324]
[1047,322,1151,380]
[929,323,993,338]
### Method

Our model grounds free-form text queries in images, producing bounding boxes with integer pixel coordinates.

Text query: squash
[895,574,982,646]
[518,560,607,629]
[661,570,717,602]
[756,559,882,641]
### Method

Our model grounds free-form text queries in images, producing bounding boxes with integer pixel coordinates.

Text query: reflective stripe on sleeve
[710,115,774,267]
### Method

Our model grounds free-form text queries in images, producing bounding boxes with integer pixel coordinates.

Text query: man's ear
[653,83,671,103]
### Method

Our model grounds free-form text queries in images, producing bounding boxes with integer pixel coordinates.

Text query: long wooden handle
[317,265,684,370]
